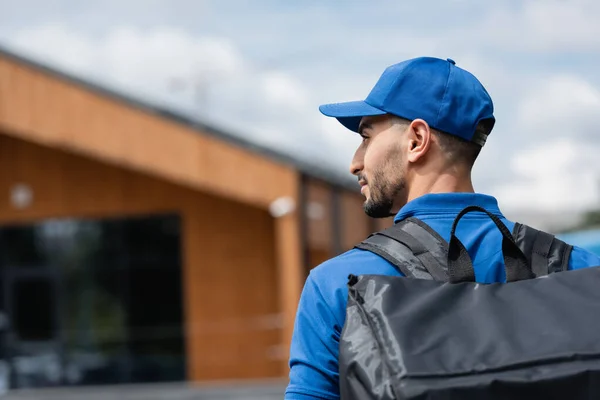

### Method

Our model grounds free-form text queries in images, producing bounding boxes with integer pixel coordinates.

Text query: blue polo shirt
[285,193,600,400]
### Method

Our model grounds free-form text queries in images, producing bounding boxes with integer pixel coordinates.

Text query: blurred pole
[167,71,218,119]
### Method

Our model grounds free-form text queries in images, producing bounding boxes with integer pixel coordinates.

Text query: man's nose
[349,150,364,176]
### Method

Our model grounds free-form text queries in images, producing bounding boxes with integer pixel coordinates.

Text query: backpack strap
[400,217,451,281]
[512,223,573,276]
[355,218,449,281]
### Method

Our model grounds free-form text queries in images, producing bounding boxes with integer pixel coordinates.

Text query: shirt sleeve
[284,272,342,400]
[569,245,600,270]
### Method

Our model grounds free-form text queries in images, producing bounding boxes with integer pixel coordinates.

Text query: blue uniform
[285,193,600,400]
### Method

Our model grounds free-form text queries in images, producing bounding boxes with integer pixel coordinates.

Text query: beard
[363,167,406,219]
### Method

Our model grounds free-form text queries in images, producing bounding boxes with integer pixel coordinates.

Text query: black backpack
[339,205,600,400]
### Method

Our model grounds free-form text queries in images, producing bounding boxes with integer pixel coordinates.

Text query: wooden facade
[0,48,391,386]
[0,134,284,380]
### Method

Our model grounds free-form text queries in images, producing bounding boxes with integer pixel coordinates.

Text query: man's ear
[406,119,433,163]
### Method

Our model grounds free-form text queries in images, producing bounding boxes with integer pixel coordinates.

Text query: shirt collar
[393,193,503,223]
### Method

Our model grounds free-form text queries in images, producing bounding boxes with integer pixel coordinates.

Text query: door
[4,266,64,389]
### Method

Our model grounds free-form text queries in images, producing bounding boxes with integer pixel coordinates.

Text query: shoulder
[289,248,399,400]
[302,248,401,328]
[569,245,600,270]
[309,247,401,294]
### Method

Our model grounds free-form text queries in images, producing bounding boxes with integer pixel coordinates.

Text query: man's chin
[364,200,390,219]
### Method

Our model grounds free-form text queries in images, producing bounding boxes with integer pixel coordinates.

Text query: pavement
[1,380,288,400]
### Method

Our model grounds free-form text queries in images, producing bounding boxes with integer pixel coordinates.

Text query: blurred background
[0,0,599,398]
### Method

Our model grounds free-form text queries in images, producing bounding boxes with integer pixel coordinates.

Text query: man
[284,56,600,400]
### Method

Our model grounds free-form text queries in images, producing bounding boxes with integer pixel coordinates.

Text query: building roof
[558,228,600,256]
[0,44,358,192]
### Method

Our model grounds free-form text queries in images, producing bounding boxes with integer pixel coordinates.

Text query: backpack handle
[448,205,535,283]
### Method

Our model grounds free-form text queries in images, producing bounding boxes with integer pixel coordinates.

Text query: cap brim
[319,101,386,133]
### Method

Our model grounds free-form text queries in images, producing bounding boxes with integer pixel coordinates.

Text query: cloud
[3,0,600,216]
[492,139,600,212]
[488,71,600,213]
[9,24,244,96]
[261,71,310,109]
[468,0,600,53]
[517,75,600,142]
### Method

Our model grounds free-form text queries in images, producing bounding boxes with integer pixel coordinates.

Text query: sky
[1,0,599,218]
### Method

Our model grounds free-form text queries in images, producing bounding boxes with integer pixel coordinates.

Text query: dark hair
[434,120,492,167]
[392,116,493,168]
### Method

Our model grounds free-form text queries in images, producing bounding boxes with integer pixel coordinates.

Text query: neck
[405,170,475,204]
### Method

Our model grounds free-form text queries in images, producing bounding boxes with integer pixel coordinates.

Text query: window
[0,213,185,388]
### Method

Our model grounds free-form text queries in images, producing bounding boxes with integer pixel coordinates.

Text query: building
[0,46,392,392]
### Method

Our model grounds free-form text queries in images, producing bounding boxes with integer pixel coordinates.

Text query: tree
[561,209,600,233]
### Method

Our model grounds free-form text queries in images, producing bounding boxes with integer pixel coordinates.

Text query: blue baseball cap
[319,57,495,145]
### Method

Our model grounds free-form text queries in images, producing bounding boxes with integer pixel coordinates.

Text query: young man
[284,56,600,400]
